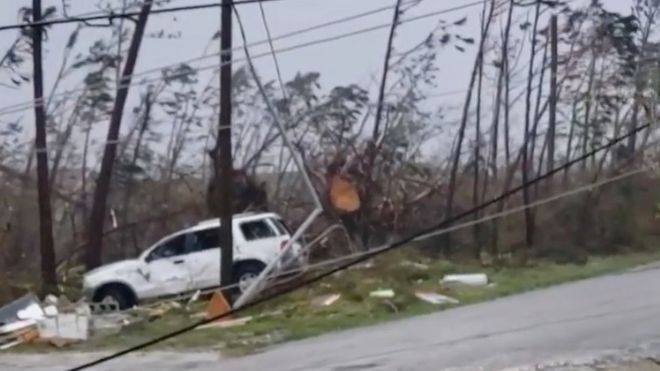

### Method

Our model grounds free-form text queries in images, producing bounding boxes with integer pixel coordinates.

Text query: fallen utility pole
[213,0,234,300]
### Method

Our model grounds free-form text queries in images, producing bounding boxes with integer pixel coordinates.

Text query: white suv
[82,212,303,309]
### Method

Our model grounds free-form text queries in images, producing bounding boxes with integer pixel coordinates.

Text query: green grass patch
[12,249,660,356]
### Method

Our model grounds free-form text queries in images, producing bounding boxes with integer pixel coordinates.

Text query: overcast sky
[0,0,636,162]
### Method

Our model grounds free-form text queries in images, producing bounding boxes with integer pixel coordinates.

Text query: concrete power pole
[216,0,234,299]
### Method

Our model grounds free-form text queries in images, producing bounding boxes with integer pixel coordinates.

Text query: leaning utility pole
[31,0,58,294]
[547,14,558,187]
[212,0,234,298]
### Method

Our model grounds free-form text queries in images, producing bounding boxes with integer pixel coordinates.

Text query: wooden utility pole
[32,0,58,294]
[213,0,234,295]
[547,15,558,185]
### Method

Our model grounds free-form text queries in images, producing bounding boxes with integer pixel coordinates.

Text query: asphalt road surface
[3,265,660,371]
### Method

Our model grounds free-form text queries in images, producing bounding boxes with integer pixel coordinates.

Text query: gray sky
[0,0,635,162]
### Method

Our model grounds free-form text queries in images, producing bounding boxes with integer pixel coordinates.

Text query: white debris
[43,305,58,316]
[414,292,460,305]
[0,319,37,334]
[188,290,202,306]
[37,303,90,342]
[311,294,341,307]
[44,295,59,306]
[369,289,395,298]
[16,303,45,321]
[441,273,488,286]
[401,261,429,270]
[90,312,131,336]
[197,316,253,330]
[37,313,89,341]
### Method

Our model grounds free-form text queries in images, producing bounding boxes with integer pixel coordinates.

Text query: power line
[0,0,293,32]
[0,0,421,115]
[69,122,650,370]
[0,0,485,117]
[257,1,288,100]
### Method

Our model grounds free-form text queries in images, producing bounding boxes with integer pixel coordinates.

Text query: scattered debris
[382,299,398,313]
[441,273,488,286]
[0,325,38,350]
[44,295,58,307]
[0,294,42,326]
[401,261,429,270]
[130,301,181,321]
[351,261,374,270]
[414,292,460,305]
[311,294,341,307]
[43,305,58,317]
[90,312,133,337]
[37,302,90,343]
[188,290,202,306]
[89,301,120,314]
[0,294,43,350]
[197,316,252,330]
[369,289,395,299]
[16,302,44,321]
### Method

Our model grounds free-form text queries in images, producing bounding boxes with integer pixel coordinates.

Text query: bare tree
[442,0,495,256]
[520,0,542,263]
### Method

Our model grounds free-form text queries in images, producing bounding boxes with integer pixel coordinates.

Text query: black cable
[69,122,650,371]
[257,2,288,100]
[0,0,293,32]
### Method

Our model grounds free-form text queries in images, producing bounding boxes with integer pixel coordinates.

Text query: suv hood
[85,259,142,279]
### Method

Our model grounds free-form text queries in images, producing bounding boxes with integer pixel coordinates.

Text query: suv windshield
[270,218,291,235]
[240,219,278,240]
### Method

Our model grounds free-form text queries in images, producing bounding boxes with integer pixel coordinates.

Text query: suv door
[186,228,222,290]
[143,234,193,298]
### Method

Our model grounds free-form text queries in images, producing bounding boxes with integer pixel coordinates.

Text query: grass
[11,248,660,356]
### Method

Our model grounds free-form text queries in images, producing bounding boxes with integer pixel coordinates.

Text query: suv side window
[188,228,220,253]
[148,234,187,261]
[240,220,277,241]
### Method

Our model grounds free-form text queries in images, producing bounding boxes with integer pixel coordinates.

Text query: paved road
[3,265,660,371]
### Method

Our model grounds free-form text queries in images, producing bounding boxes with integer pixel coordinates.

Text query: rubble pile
[0,293,142,350]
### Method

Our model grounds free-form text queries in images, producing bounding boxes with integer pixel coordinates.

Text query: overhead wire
[0,0,295,32]
[0,0,484,117]
[69,122,651,370]
[257,1,288,100]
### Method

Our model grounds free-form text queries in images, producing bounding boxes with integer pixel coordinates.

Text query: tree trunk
[563,99,579,185]
[546,15,558,187]
[31,0,58,294]
[85,2,152,269]
[361,0,403,247]
[520,0,542,264]
[472,1,489,260]
[580,53,597,172]
[490,0,514,181]
[121,90,153,257]
[443,0,496,256]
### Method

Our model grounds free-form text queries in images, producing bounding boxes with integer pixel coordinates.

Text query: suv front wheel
[233,261,265,294]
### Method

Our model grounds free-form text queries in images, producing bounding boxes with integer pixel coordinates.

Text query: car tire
[233,261,266,294]
[96,286,134,310]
